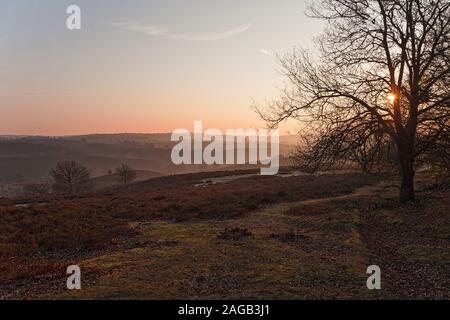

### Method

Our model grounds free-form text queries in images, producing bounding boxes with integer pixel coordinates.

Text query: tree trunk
[398,142,415,203]
[400,163,415,202]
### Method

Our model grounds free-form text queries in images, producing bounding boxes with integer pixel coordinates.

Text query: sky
[0,0,324,136]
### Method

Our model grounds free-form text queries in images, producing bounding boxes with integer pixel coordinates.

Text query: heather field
[0,170,448,299]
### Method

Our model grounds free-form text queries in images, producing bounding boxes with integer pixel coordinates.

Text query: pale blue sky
[0,0,324,135]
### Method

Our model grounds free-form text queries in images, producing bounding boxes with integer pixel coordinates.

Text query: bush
[23,182,51,195]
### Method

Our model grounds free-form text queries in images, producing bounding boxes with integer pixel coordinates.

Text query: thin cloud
[107,22,169,36]
[259,49,272,56]
[108,22,251,42]
[170,24,251,42]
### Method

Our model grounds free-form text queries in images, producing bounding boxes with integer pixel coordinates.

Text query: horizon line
[0,132,298,138]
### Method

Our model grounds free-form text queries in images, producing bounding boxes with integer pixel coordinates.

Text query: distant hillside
[0,133,298,184]
[91,170,164,191]
[1,133,299,147]
[0,138,174,182]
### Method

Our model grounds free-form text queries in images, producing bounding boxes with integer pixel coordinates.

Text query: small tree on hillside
[115,163,137,185]
[50,161,91,193]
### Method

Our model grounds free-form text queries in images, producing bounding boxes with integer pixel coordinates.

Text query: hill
[91,170,164,191]
[0,133,297,186]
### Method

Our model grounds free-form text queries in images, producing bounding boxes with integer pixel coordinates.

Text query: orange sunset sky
[0,0,324,135]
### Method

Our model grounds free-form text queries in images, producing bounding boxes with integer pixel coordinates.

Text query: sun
[387,93,396,104]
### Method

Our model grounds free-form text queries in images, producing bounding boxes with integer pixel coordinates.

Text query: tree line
[23,161,138,195]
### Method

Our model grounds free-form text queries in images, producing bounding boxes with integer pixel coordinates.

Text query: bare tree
[418,119,450,180]
[255,0,450,202]
[291,121,391,174]
[115,163,137,185]
[50,161,91,193]
[23,181,51,195]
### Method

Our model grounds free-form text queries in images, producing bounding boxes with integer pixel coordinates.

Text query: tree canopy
[256,0,450,202]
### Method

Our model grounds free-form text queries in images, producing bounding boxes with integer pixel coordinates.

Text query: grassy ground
[0,171,448,299]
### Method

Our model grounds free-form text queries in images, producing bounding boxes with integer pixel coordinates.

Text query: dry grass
[0,171,448,299]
